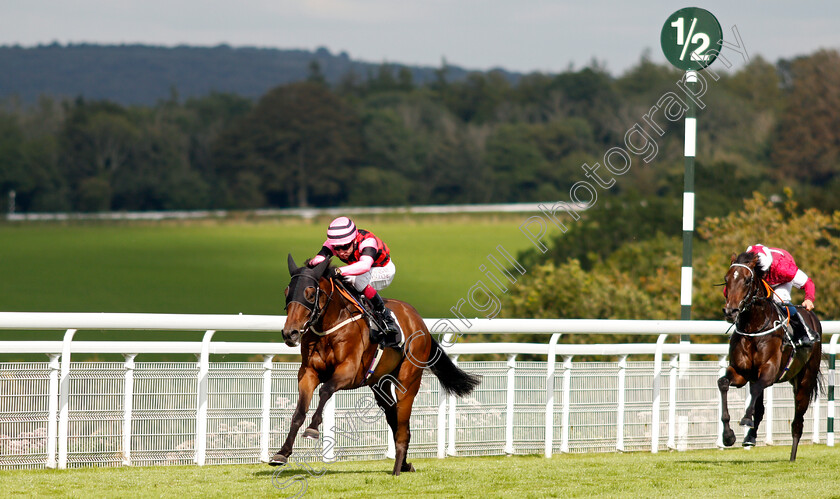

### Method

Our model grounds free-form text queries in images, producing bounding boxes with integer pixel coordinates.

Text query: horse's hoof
[303,428,320,440]
[739,418,754,428]
[402,462,415,473]
[723,431,736,447]
[268,453,288,466]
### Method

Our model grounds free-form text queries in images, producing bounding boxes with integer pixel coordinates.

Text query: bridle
[727,263,788,337]
[285,273,335,335]
[728,263,758,315]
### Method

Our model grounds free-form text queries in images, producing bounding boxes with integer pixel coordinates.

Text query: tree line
[1,49,838,217]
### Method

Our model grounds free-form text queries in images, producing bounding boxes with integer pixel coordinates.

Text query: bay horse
[269,255,481,475]
[719,251,822,461]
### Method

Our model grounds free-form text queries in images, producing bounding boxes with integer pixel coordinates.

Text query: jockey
[746,244,817,348]
[308,217,400,348]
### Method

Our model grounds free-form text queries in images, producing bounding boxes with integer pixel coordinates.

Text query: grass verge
[2,445,838,498]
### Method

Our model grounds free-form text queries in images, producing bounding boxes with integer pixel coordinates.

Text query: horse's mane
[735,251,766,281]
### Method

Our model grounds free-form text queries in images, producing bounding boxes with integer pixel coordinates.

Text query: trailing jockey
[745,244,817,348]
[307,217,401,348]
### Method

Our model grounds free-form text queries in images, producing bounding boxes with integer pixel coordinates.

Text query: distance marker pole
[680,70,697,372]
[662,7,721,376]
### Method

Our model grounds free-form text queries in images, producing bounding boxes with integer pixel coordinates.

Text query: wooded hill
[2,47,838,218]
[0,43,490,105]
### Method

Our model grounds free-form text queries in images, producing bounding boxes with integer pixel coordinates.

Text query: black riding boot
[370,293,401,348]
[790,312,815,348]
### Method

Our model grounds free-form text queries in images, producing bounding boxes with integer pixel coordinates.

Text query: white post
[829,334,839,447]
[437,334,451,459]
[323,395,336,462]
[259,354,273,462]
[667,355,678,450]
[58,328,77,469]
[45,353,61,469]
[765,384,774,445]
[437,378,447,458]
[560,356,573,454]
[122,353,137,466]
[812,387,821,444]
[716,355,727,448]
[386,423,396,460]
[651,334,667,453]
[544,333,561,458]
[742,388,752,446]
[616,355,627,452]
[447,354,459,457]
[194,330,215,466]
[504,354,516,455]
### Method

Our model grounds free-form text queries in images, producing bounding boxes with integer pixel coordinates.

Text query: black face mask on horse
[272,254,481,475]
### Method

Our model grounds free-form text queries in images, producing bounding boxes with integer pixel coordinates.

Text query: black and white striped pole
[661,7,722,372]
[681,71,697,336]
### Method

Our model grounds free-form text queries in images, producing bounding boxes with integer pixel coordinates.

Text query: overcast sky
[2,1,839,75]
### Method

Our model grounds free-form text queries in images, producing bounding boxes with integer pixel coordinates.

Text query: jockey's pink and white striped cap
[746,244,773,271]
[327,217,357,246]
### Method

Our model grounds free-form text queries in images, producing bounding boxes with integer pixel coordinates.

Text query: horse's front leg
[718,366,745,447]
[269,368,319,465]
[303,362,360,440]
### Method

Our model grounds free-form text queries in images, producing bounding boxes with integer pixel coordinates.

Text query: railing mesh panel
[0,363,52,469]
[0,359,833,468]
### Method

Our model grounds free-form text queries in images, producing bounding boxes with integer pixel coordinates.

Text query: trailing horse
[719,251,822,461]
[269,255,481,475]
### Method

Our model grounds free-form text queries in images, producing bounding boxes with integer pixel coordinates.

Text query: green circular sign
[661,7,722,71]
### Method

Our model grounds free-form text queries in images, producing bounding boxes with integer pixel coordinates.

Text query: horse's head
[282,254,330,347]
[723,251,765,323]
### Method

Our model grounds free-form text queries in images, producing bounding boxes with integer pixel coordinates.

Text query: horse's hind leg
[789,376,814,461]
[390,375,422,476]
[371,382,402,465]
[270,368,319,465]
[790,351,821,461]
[743,391,764,447]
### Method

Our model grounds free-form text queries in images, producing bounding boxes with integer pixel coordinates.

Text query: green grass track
[1,445,838,498]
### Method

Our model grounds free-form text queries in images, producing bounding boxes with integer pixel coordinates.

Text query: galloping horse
[719,251,822,461]
[270,255,481,475]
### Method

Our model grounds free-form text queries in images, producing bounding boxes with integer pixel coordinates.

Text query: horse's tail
[808,346,824,403]
[810,365,823,403]
[428,338,481,397]
[807,312,824,403]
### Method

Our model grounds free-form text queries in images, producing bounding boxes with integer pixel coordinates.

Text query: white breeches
[345,260,396,292]
[772,282,793,303]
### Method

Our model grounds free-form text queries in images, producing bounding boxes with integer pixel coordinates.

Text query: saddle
[332,278,405,349]
[331,278,405,383]
[773,302,813,382]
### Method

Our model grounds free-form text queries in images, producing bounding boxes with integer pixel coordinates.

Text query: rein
[727,263,792,337]
[292,275,366,337]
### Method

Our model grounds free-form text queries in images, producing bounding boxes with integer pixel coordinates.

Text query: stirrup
[794,331,815,348]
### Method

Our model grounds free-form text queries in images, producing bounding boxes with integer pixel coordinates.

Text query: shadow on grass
[674,458,783,465]
[253,467,402,477]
